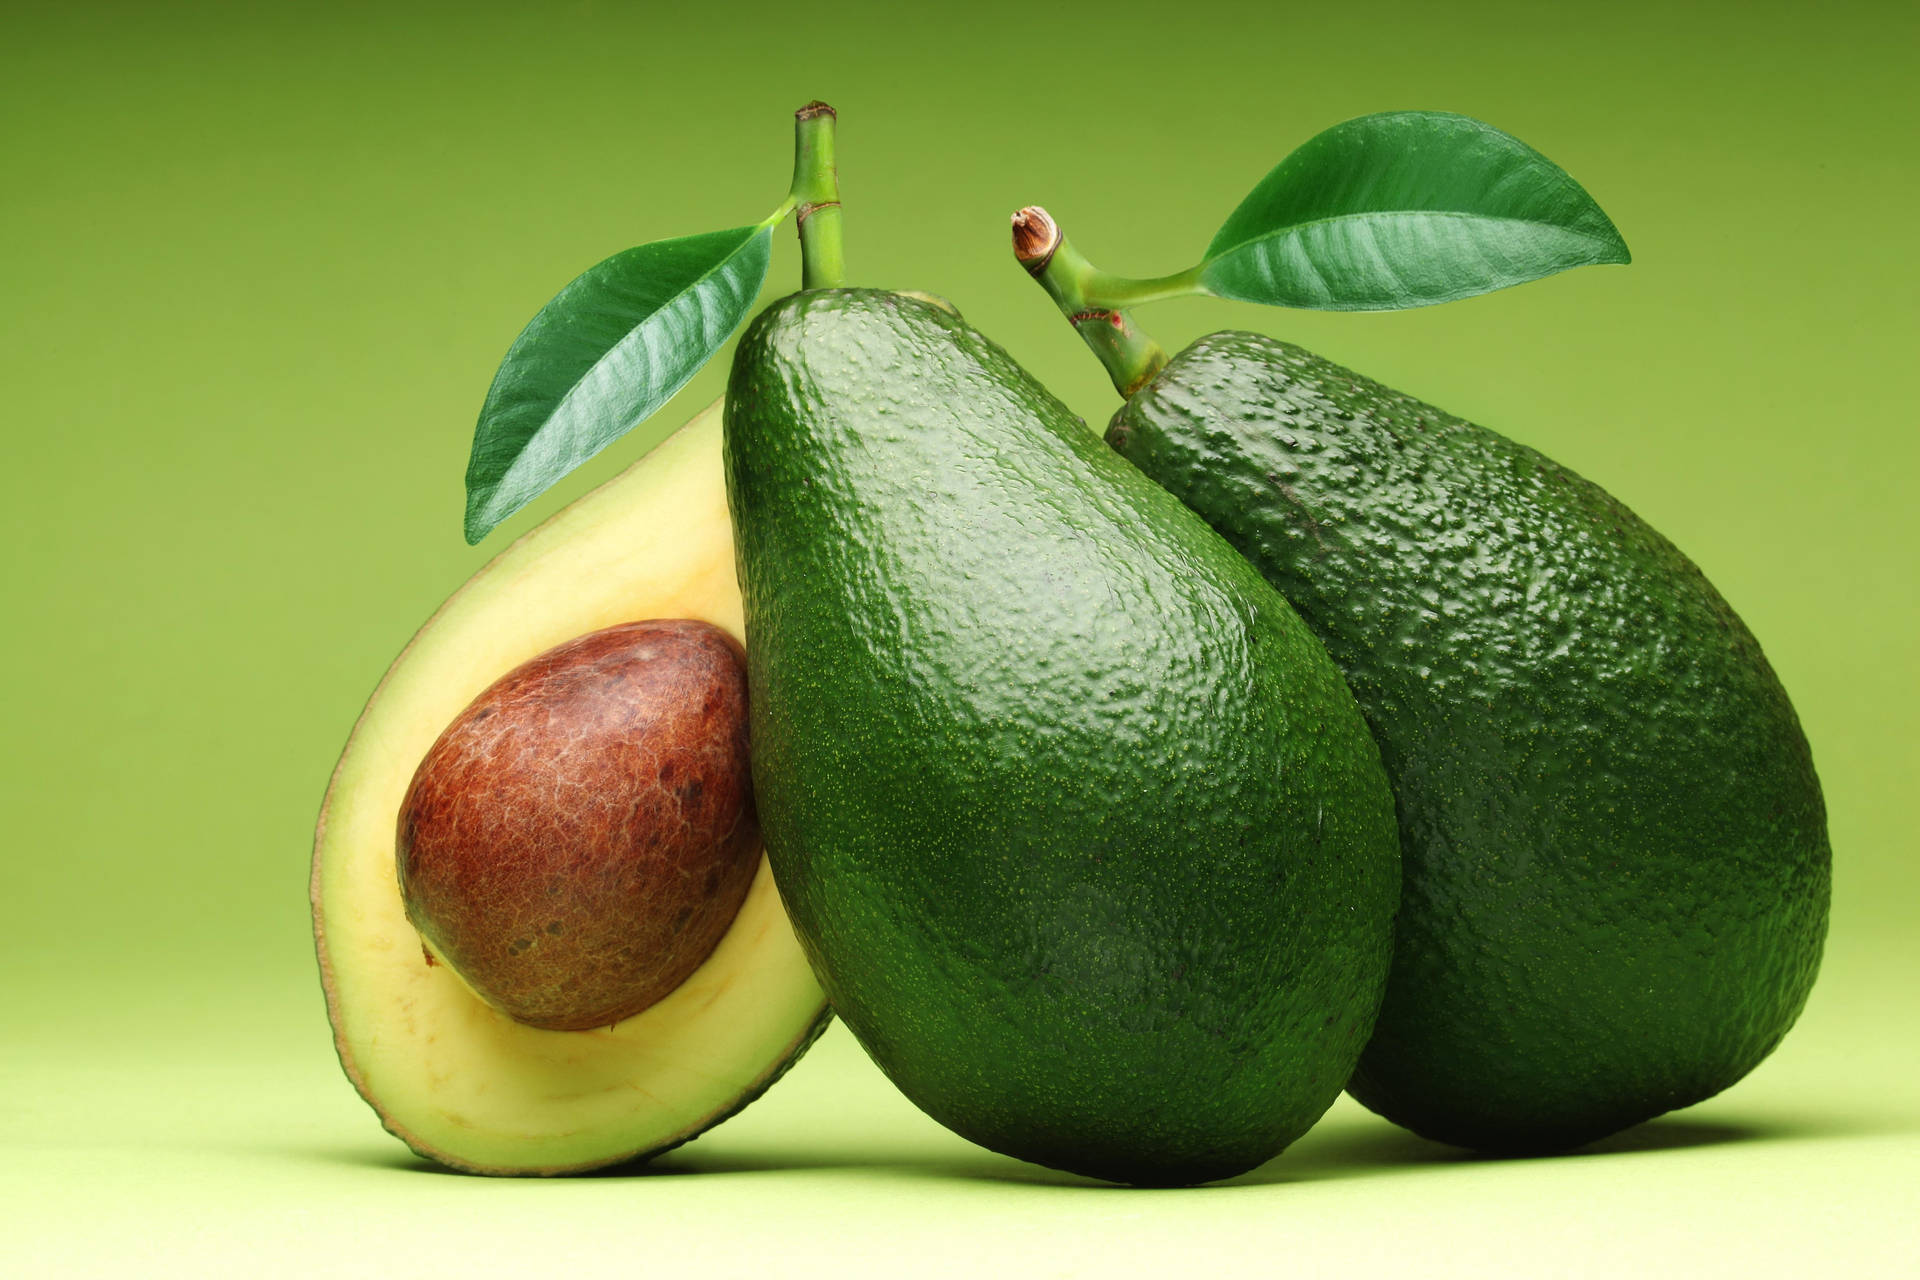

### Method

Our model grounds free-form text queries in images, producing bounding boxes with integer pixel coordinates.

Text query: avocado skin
[1108,331,1830,1154]
[723,292,1400,1185]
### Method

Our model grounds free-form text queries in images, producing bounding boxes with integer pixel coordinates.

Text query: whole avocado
[723,292,1400,1185]
[1108,331,1829,1154]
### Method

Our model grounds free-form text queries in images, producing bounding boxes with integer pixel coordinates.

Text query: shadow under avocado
[1233,1113,1841,1187]
[650,1146,1106,1188]
[299,1134,1103,1187]
[307,1109,1878,1188]
[613,1113,1810,1189]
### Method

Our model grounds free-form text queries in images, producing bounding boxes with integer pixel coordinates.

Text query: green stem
[791,102,845,290]
[1011,206,1203,397]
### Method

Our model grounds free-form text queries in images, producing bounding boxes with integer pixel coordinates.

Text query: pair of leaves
[462,225,771,543]
[1200,111,1630,311]
[463,111,1625,543]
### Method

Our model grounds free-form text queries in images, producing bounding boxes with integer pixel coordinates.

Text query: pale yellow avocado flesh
[311,399,828,1175]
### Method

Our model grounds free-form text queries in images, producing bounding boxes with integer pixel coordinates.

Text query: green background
[4,0,1915,1273]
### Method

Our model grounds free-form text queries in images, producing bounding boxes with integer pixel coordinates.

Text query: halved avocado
[311,399,829,1175]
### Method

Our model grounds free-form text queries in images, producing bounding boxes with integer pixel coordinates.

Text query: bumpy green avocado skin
[723,293,1400,1186]
[1108,331,1830,1154]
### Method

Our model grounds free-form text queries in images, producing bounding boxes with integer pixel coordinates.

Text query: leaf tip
[462,487,500,545]
[1585,226,1632,269]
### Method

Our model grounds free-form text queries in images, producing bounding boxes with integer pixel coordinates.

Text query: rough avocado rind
[1108,332,1830,1153]
[312,400,829,1175]
[723,292,1400,1186]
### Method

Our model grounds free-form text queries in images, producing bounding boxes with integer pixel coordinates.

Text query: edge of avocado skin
[724,294,1401,1185]
[1108,330,1830,1155]
[381,1006,836,1178]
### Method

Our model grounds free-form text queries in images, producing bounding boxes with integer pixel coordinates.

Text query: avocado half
[311,399,830,1175]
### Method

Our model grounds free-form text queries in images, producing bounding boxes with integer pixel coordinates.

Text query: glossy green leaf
[463,225,771,542]
[1202,112,1629,311]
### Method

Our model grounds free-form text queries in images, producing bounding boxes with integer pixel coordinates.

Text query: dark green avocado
[722,292,1400,1186]
[1108,330,1830,1154]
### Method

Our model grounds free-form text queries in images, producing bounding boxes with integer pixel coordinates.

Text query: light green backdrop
[3,1,1914,1274]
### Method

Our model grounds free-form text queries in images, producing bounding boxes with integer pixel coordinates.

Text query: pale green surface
[3,1,1916,1274]
[4,950,1917,1277]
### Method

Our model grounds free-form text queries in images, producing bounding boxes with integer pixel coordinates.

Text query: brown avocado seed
[397,619,760,1031]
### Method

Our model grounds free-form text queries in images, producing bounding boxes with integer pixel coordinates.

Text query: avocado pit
[397,618,759,1032]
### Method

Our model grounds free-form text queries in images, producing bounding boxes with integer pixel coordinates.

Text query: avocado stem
[791,102,845,291]
[1011,206,1197,398]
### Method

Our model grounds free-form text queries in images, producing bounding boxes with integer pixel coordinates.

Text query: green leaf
[463,225,771,543]
[1201,111,1629,311]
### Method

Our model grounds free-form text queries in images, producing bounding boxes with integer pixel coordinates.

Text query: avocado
[312,399,829,1175]
[722,291,1400,1186]
[1106,331,1830,1153]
